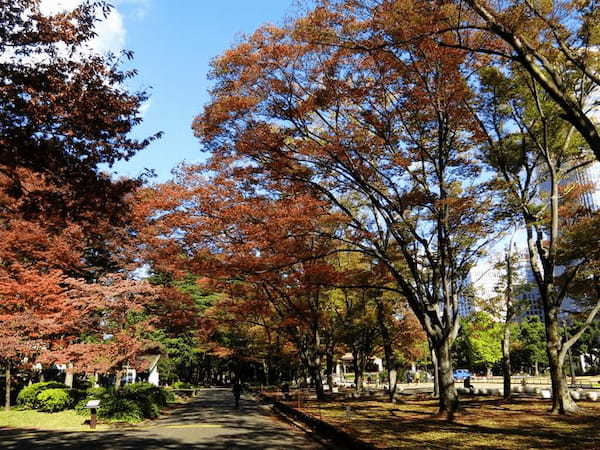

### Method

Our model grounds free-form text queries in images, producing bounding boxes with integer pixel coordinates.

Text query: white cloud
[92,7,126,54]
[139,99,151,117]
[40,0,126,55]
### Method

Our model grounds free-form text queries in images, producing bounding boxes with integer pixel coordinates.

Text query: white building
[333,353,384,386]
[572,160,600,212]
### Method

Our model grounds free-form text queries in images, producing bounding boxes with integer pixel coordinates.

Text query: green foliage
[511,316,548,372]
[120,382,167,419]
[16,382,67,409]
[75,383,170,423]
[86,387,109,399]
[74,387,110,415]
[36,389,73,412]
[454,312,502,372]
[97,398,144,423]
[172,381,193,389]
[570,319,600,374]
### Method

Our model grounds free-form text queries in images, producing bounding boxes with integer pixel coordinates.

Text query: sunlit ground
[283,394,600,449]
[0,409,110,432]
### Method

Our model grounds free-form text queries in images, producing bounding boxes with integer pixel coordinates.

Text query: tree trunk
[114,370,123,391]
[308,329,325,400]
[376,298,398,401]
[546,311,578,414]
[430,339,439,397]
[534,360,539,377]
[262,359,270,386]
[352,350,364,393]
[502,325,512,399]
[435,338,459,417]
[5,364,11,411]
[325,349,334,393]
[65,363,74,388]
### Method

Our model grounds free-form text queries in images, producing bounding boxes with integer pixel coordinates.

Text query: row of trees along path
[139,0,600,418]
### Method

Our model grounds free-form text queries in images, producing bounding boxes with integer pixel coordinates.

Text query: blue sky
[102,0,297,182]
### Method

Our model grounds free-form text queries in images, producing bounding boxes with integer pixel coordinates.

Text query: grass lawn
[0,408,111,432]
[291,395,600,449]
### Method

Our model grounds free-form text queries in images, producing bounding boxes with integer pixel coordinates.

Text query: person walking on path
[232,381,242,408]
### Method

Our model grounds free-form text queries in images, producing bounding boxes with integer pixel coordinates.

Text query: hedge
[36,388,74,412]
[16,382,68,409]
[75,383,173,423]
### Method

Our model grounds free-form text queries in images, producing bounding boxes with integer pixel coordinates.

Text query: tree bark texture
[545,309,578,414]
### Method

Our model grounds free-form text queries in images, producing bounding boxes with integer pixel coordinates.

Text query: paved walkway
[0,388,324,449]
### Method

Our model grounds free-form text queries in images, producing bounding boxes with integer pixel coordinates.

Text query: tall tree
[335,1,600,163]
[476,64,600,413]
[0,0,158,407]
[193,7,499,415]
[446,0,600,163]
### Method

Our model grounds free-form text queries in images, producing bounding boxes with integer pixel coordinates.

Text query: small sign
[86,400,101,408]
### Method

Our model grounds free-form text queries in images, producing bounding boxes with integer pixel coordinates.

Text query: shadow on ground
[0,389,321,450]
[297,396,600,449]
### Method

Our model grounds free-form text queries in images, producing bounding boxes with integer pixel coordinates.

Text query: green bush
[75,387,110,416]
[75,383,171,422]
[16,382,67,409]
[121,383,168,407]
[86,387,109,399]
[172,381,192,389]
[165,389,176,402]
[36,388,73,412]
[68,389,87,404]
[74,398,91,416]
[97,397,144,423]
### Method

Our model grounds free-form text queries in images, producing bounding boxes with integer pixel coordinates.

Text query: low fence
[464,376,600,389]
[257,392,375,450]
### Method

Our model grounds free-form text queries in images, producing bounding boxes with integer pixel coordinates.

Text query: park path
[0,388,324,449]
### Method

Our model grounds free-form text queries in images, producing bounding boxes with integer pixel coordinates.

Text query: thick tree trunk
[312,365,324,400]
[435,338,459,417]
[309,329,325,400]
[354,365,363,393]
[262,359,270,386]
[430,340,440,397]
[352,350,364,393]
[65,363,74,388]
[376,299,398,401]
[546,312,578,414]
[502,325,511,399]
[114,370,123,391]
[5,365,10,411]
[325,349,334,393]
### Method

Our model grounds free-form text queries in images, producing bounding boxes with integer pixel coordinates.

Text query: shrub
[75,387,111,416]
[86,387,110,400]
[36,388,73,412]
[97,397,144,423]
[17,382,67,409]
[75,383,171,421]
[121,383,168,407]
[165,389,176,403]
[172,381,192,389]
[74,398,91,416]
[68,389,87,404]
